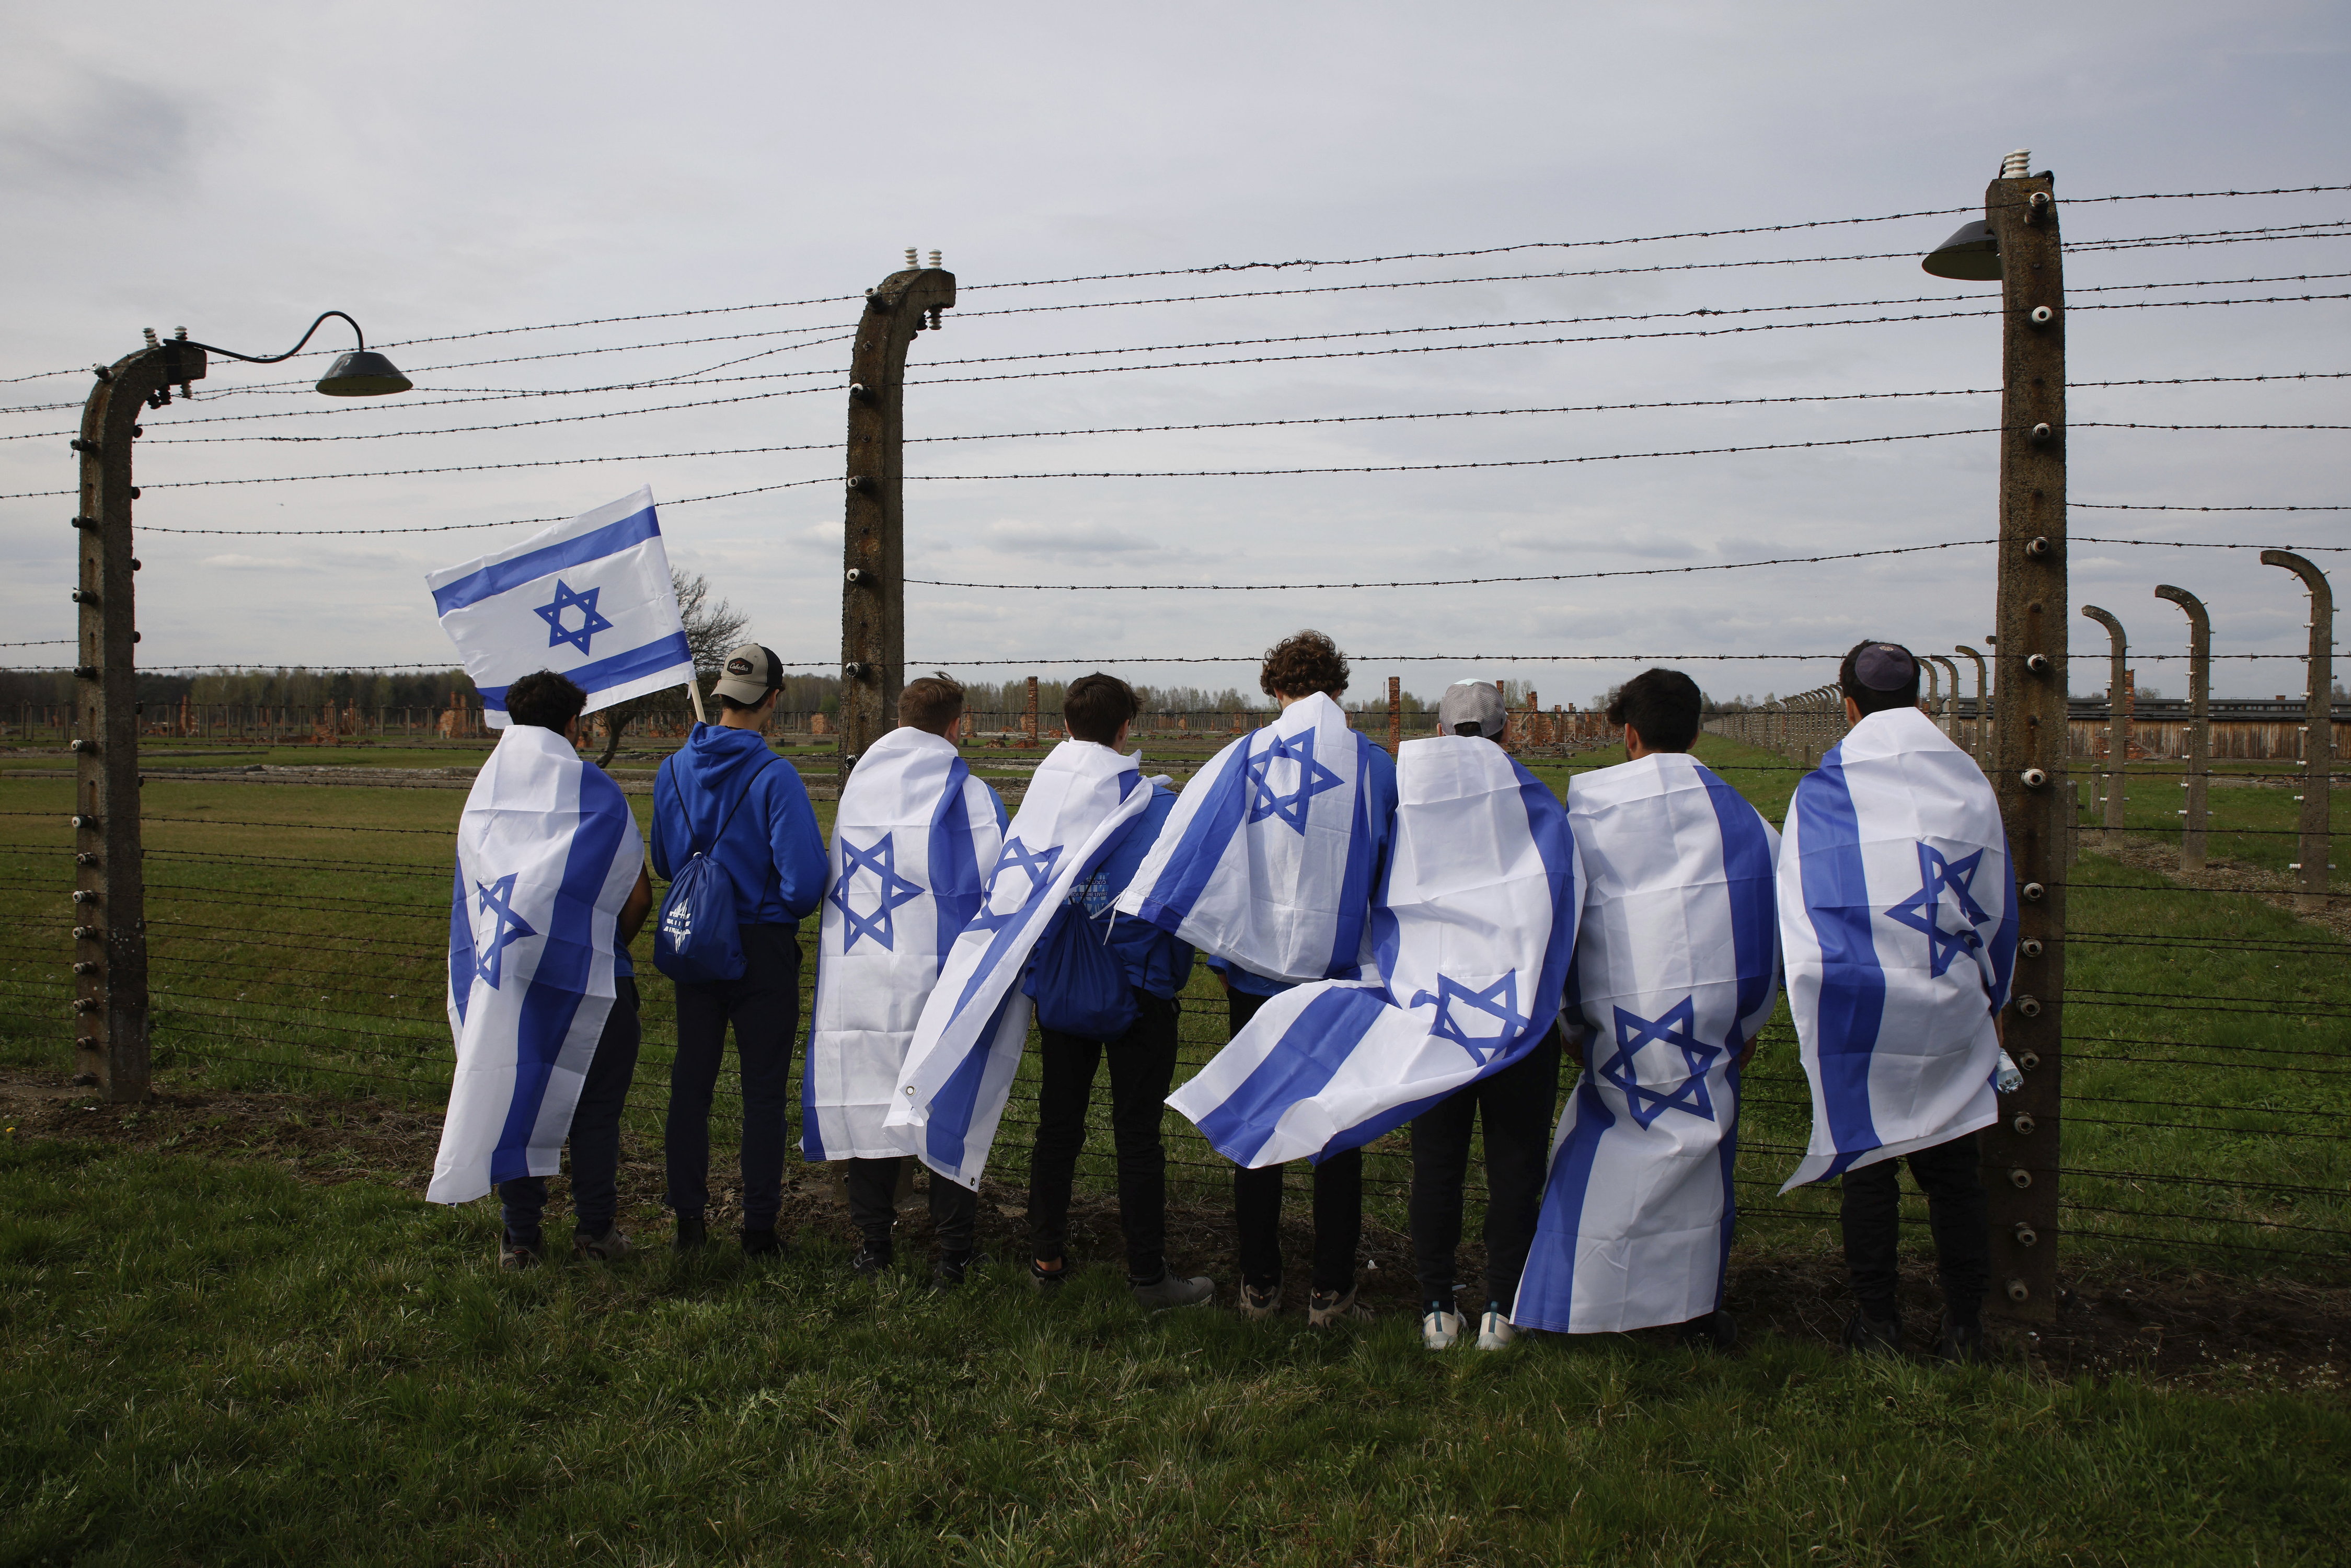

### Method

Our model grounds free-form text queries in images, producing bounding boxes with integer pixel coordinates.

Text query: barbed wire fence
[2,172,2344,1294]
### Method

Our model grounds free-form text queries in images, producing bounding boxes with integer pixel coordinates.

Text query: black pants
[500,977,641,1246]
[666,923,801,1231]
[1410,1024,1563,1313]
[1028,991,1179,1284]
[846,1156,978,1258]
[1841,1131,1990,1326]
[1229,989,1364,1296]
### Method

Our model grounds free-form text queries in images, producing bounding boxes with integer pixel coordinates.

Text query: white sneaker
[1422,1308,1464,1350]
[1476,1309,1517,1351]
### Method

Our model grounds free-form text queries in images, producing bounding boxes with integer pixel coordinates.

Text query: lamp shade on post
[315,349,413,396]
[1921,219,2001,280]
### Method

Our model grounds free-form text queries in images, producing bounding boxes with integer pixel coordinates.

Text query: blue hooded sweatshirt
[1043,779,1194,1000]
[650,723,827,928]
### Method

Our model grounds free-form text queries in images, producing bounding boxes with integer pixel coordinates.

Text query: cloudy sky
[3,1,2344,705]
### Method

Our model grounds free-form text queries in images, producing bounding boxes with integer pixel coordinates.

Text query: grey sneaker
[1239,1281,1283,1321]
[1132,1273,1215,1311]
[1421,1306,1464,1350]
[1474,1307,1517,1351]
[573,1227,632,1262]
[1309,1286,1373,1328]
[498,1237,544,1272]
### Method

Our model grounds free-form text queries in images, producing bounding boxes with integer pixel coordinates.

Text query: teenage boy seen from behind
[1025,673,1215,1310]
[652,643,828,1255]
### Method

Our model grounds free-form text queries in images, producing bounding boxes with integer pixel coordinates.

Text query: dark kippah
[1854,643,1916,691]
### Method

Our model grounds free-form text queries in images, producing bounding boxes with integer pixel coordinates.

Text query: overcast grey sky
[4,0,2344,704]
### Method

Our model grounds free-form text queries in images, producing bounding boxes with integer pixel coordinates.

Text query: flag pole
[686,677,707,727]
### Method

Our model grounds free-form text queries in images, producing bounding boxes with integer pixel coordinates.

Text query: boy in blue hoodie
[651,643,828,1253]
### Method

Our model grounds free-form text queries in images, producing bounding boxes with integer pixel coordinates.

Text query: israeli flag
[885,740,1154,1188]
[430,724,644,1204]
[1513,754,1781,1334]
[1168,735,1580,1167]
[1778,705,2019,1192]
[1115,691,1384,982]
[803,725,1007,1162]
[424,486,694,728]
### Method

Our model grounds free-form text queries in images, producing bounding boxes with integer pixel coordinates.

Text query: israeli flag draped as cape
[803,726,1007,1162]
[1514,754,1781,1334]
[1114,691,1384,982]
[1778,705,2018,1192]
[1168,735,1581,1167]
[430,725,644,1204]
[885,741,1154,1188]
[425,487,693,728]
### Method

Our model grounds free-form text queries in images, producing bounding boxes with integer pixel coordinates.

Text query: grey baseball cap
[711,643,783,705]
[1437,680,1507,739]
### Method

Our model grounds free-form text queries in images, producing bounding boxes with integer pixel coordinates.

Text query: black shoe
[935,1249,989,1289]
[1030,1257,1069,1294]
[1935,1311,1988,1366]
[849,1243,892,1277]
[674,1215,708,1253]
[740,1226,784,1258]
[1842,1309,1905,1359]
[1676,1309,1738,1351]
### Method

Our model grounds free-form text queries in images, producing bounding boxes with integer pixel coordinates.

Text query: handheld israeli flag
[1168,735,1580,1167]
[1115,691,1384,982]
[1778,705,2018,1192]
[885,740,1153,1188]
[1513,754,1781,1334]
[802,725,1007,1163]
[430,724,644,1204]
[424,486,693,728]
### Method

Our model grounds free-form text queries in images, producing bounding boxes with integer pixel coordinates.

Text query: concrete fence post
[2081,606,2130,852]
[2260,550,2335,910]
[2153,585,2212,871]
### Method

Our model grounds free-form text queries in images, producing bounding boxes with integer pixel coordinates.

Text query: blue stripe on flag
[922,990,1019,1176]
[1321,735,1379,978]
[1196,985,1393,1166]
[431,506,661,616]
[1795,747,1885,1176]
[1713,1067,1740,1307]
[1128,733,1253,933]
[447,861,474,1028]
[1515,1077,1616,1331]
[1985,823,2020,1011]
[478,630,693,712]
[799,958,828,1161]
[487,770,631,1185]
[931,761,986,973]
[1700,769,1777,1045]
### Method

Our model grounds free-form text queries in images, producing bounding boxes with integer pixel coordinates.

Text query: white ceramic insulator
[928,250,942,268]
[2003,148,2032,178]
[905,248,919,267]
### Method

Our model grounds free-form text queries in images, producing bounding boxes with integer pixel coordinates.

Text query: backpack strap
[703,753,779,856]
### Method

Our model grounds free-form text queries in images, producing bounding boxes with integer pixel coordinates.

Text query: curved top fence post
[2154,584,2212,871]
[2260,550,2335,907]
[2080,605,2130,849]
[1954,644,1989,765]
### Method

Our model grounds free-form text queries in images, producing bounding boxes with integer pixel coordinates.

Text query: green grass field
[1,733,2345,1563]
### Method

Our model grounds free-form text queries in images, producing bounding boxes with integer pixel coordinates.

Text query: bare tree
[595,569,749,766]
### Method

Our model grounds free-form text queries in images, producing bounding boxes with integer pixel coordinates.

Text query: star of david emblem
[533,579,615,656]
[1246,728,1345,835]
[828,832,927,953]
[1408,970,1531,1067]
[966,836,1064,936]
[472,872,536,989]
[1885,841,1991,978]
[1598,996,1720,1129]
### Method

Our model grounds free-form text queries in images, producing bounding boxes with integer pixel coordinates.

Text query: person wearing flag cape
[1778,641,2019,1364]
[802,675,1006,1286]
[1116,631,1398,1325]
[1513,668,1780,1347]
[886,673,1214,1310]
[1166,679,1581,1353]
[430,671,652,1268]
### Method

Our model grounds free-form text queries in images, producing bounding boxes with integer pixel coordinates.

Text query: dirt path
[4,1066,2340,1394]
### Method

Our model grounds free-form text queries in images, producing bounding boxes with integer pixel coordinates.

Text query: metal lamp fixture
[177,309,413,396]
[1921,218,2000,281]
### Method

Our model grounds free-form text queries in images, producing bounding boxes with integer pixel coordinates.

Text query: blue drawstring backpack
[653,754,775,985]
[1025,897,1140,1041]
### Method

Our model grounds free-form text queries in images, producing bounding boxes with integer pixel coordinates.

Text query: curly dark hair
[1259,629,1350,699]
[1605,667,1702,752]
[504,670,588,732]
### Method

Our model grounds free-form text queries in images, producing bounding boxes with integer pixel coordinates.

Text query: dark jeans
[1410,1024,1563,1313]
[1028,991,1179,1284]
[1228,988,1364,1296]
[846,1156,978,1258]
[1841,1131,1990,1327]
[500,977,641,1246]
[666,924,801,1231]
